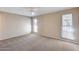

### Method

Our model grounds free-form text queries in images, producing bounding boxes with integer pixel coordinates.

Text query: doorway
[33,18,38,33]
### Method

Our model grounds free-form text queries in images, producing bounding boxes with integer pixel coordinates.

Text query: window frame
[61,13,74,40]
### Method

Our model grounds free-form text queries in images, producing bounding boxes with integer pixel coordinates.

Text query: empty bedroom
[0,7,79,51]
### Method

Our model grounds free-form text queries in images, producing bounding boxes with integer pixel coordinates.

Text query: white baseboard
[0,33,31,40]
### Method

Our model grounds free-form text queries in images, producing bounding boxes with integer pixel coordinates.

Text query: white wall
[37,8,79,43]
[0,12,31,40]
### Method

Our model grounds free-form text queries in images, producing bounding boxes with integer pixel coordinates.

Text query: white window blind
[62,14,74,40]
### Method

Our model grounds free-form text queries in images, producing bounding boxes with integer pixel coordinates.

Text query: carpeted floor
[0,33,79,51]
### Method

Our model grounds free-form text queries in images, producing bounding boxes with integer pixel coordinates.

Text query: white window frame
[61,13,74,40]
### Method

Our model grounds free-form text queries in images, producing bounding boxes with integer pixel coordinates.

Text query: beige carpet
[0,33,79,51]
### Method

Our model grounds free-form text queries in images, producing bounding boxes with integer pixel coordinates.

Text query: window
[61,14,74,40]
[33,18,38,32]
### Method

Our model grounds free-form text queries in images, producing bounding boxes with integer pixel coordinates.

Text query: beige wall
[0,12,31,40]
[37,8,79,42]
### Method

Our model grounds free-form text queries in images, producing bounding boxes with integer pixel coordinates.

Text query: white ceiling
[0,7,73,17]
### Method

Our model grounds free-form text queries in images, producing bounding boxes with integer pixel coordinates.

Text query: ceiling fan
[26,7,40,16]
